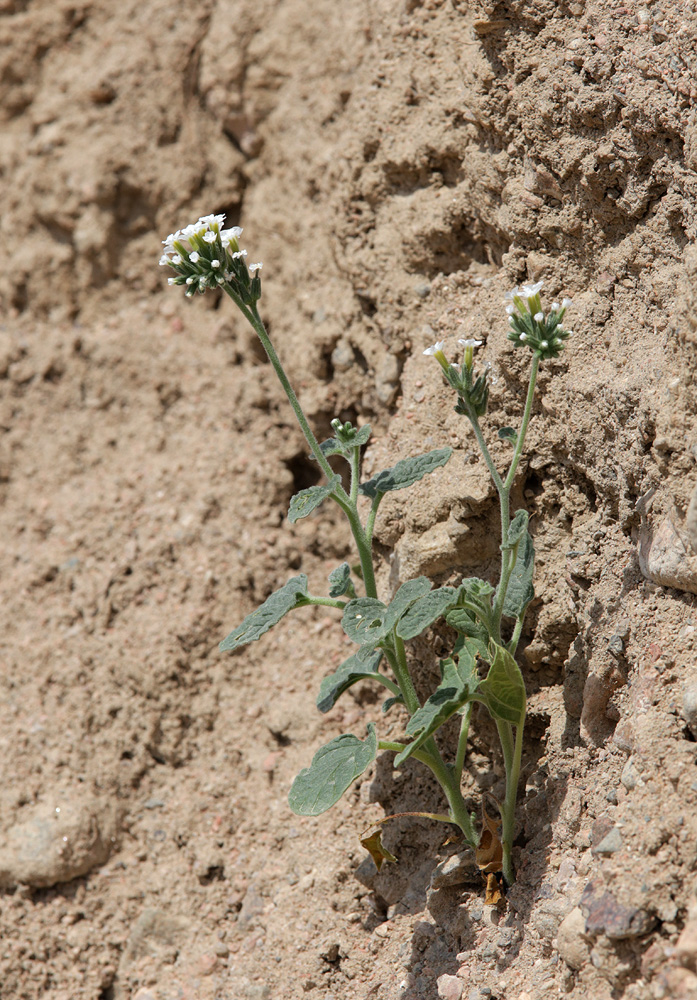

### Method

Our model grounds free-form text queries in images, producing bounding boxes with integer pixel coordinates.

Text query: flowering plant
[161,218,571,888]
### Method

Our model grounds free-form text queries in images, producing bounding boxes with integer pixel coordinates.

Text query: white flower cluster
[159,214,262,302]
[505,282,572,359]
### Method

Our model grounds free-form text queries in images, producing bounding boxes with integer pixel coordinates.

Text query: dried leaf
[476,805,503,874]
[485,872,506,909]
[361,829,398,871]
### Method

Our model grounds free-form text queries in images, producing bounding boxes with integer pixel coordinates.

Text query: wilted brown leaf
[361,829,398,871]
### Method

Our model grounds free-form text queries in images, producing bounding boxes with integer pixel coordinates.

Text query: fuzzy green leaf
[220,574,309,652]
[328,562,354,598]
[288,475,341,523]
[506,509,529,549]
[342,578,432,648]
[395,644,479,766]
[396,587,458,640]
[479,642,526,726]
[498,427,518,447]
[501,531,535,619]
[445,609,490,658]
[358,447,453,500]
[382,694,404,714]
[341,597,388,645]
[316,651,383,713]
[288,724,378,816]
[385,577,433,629]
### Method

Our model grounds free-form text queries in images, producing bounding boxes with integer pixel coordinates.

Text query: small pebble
[593,827,623,855]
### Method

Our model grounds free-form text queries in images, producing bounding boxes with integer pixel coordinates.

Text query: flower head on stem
[160,214,262,305]
[505,283,573,359]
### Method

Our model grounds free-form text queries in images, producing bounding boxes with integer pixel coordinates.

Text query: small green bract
[161,217,573,888]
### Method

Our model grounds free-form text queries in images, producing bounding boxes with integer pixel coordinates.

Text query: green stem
[229,297,379,599]
[389,637,421,715]
[496,718,523,885]
[503,351,541,492]
[384,639,477,847]
[301,595,347,611]
[508,615,525,656]
[454,704,472,783]
[365,493,383,546]
[349,447,360,506]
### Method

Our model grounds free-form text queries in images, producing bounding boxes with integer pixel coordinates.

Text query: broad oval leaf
[220,575,308,652]
[395,644,479,766]
[288,475,341,523]
[342,598,388,646]
[479,642,526,726]
[288,724,378,816]
[328,561,354,598]
[501,531,535,620]
[396,587,458,640]
[385,577,433,630]
[316,651,383,713]
[359,447,453,499]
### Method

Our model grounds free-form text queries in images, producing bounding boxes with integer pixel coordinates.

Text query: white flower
[562,297,573,309]
[520,281,543,299]
[221,227,243,241]
[504,287,519,301]
[540,340,549,348]
[505,304,515,315]
[203,231,218,244]
[198,214,226,228]
[189,251,200,263]
[423,341,446,356]
[159,254,171,266]
[167,277,176,285]
[458,338,483,349]
[519,332,527,341]
[249,262,263,273]
[172,254,182,265]
[211,259,220,268]
[508,316,516,326]
[551,301,560,311]
[231,249,248,259]
[565,329,573,336]
[534,312,544,322]
[186,276,194,285]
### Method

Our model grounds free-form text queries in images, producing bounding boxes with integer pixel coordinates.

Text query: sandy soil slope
[1,1,697,998]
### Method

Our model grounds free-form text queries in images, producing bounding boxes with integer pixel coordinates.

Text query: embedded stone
[580,879,655,940]
[556,906,591,971]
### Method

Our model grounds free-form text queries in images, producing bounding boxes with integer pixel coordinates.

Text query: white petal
[423,341,446,356]
[458,338,483,348]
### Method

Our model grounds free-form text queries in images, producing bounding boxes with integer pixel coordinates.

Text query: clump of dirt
[1,1,697,998]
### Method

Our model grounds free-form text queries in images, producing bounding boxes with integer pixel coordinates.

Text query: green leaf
[342,578,432,648]
[479,642,526,725]
[288,724,378,816]
[396,587,458,640]
[328,562,355,598]
[341,597,388,645]
[498,427,518,447]
[359,447,453,500]
[448,577,495,627]
[220,575,309,651]
[316,651,383,713]
[320,424,372,458]
[384,577,433,630]
[506,509,529,549]
[501,531,535,619]
[395,645,479,766]
[445,609,490,658]
[382,694,404,714]
[288,475,341,523]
